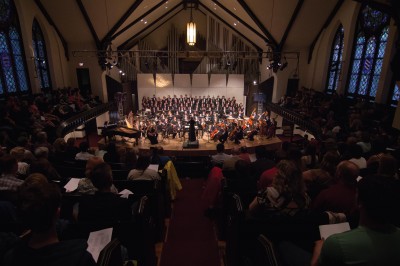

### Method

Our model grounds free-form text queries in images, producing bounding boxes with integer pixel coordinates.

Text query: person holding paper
[127,155,161,181]
[311,175,400,266]
[2,181,96,266]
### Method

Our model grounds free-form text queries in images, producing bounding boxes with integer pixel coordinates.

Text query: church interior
[1,0,400,265]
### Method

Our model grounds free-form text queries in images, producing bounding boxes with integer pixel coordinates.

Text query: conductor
[189,117,196,142]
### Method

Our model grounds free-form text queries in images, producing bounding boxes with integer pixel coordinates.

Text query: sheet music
[249,154,257,162]
[319,222,350,240]
[148,164,159,172]
[87,228,113,263]
[63,178,80,192]
[119,189,134,199]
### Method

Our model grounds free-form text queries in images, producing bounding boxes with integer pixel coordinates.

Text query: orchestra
[126,94,276,144]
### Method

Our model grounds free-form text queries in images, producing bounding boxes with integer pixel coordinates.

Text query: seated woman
[127,155,161,181]
[249,160,310,217]
[78,162,132,222]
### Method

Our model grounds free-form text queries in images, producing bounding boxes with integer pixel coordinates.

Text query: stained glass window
[346,5,390,100]
[0,0,30,97]
[326,25,344,93]
[32,19,51,90]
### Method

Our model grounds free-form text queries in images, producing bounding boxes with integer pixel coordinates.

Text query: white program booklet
[118,189,134,198]
[148,164,159,172]
[63,178,80,192]
[319,222,350,240]
[87,228,113,262]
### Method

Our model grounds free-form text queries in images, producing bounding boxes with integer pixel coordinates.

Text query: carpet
[160,178,220,266]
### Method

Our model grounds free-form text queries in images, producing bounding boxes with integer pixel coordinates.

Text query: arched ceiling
[36,0,394,54]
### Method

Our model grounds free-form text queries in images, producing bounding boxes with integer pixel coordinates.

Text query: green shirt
[319,226,400,266]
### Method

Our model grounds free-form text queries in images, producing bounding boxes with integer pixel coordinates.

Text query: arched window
[0,0,30,96]
[32,18,51,90]
[346,5,390,100]
[326,25,344,93]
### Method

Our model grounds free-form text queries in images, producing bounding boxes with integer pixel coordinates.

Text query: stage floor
[98,134,282,157]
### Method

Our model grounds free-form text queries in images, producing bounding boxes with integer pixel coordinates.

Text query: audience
[75,141,95,161]
[2,181,96,266]
[210,143,232,167]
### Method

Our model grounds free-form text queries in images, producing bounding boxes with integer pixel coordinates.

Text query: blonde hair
[273,160,305,195]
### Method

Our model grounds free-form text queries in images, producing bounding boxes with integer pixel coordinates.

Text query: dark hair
[357,175,400,224]
[216,143,225,153]
[17,182,61,232]
[90,162,113,190]
[79,141,89,152]
[135,155,151,171]
[0,155,17,174]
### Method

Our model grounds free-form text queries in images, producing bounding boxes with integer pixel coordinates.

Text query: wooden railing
[266,102,323,140]
[56,102,114,137]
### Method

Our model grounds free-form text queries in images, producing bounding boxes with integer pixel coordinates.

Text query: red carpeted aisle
[160,178,220,266]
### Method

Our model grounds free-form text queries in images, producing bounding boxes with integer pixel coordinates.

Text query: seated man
[311,175,400,266]
[210,143,232,167]
[2,181,95,266]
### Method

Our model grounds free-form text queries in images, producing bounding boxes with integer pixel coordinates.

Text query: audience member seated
[311,175,400,266]
[127,155,161,181]
[64,138,80,161]
[2,181,96,266]
[249,160,310,217]
[150,146,171,169]
[0,155,23,191]
[75,141,95,161]
[346,144,367,169]
[238,146,251,163]
[103,142,120,164]
[312,161,359,217]
[249,146,275,181]
[32,131,54,154]
[302,151,339,200]
[30,147,62,182]
[76,157,118,195]
[51,138,67,164]
[77,162,132,223]
[9,147,30,179]
[210,143,232,167]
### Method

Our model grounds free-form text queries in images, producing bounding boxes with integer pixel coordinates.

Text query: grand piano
[102,125,141,145]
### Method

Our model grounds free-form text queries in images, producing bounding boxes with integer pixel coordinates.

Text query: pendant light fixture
[187,4,196,46]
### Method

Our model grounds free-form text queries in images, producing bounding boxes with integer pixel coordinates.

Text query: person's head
[255,146,266,159]
[36,131,48,143]
[350,143,364,159]
[319,151,340,176]
[79,141,89,152]
[125,148,137,166]
[273,160,304,195]
[0,155,18,175]
[17,182,61,233]
[135,155,151,170]
[23,173,48,186]
[357,174,400,225]
[240,146,248,154]
[377,154,398,178]
[107,142,117,153]
[335,160,359,187]
[85,156,104,177]
[53,138,67,152]
[89,162,113,191]
[34,146,49,159]
[66,138,76,147]
[10,146,26,162]
[216,143,225,153]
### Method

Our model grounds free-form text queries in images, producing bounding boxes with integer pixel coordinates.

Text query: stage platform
[98,134,282,157]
